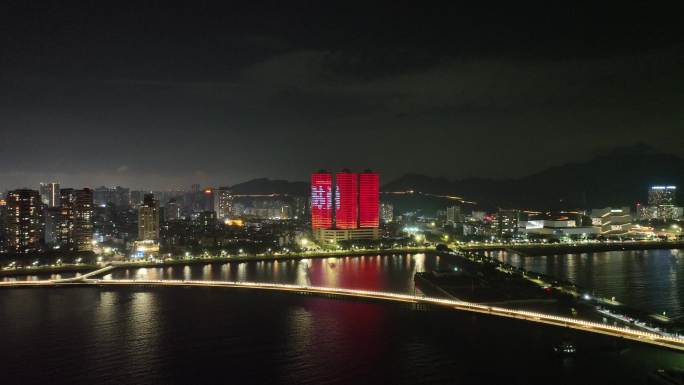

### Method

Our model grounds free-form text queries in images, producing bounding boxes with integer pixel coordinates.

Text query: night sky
[2,2,683,190]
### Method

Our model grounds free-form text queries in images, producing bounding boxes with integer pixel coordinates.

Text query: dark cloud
[1,2,683,190]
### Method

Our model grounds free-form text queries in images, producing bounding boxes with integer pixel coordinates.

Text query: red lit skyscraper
[335,171,357,229]
[311,172,333,229]
[359,171,379,228]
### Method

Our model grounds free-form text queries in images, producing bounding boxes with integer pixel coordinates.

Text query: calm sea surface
[1,252,683,384]
[490,249,684,318]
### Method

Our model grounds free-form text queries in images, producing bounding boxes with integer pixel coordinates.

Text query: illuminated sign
[311,173,333,229]
[312,170,379,230]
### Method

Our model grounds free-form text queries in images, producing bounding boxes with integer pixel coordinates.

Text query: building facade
[358,171,379,228]
[497,209,521,238]
[446,206,462,225]
[590,207,632,235]
[311,170,380,242]
[39,182,60,207]
[380,202,394,223]
[138,194,160,241]
[215,187,233,219]
[59,188,94,251]
[311,172,334,229]
[335,171,357,229]
[5,189,43,253]
[643,186,679,220]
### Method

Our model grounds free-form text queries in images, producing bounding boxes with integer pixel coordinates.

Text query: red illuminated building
[311,169,380,241]
[311,172,333,229]
[335,171,357,229]
[359,171,379,228]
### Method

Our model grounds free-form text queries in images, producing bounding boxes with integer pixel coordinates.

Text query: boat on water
[553,341,576,355]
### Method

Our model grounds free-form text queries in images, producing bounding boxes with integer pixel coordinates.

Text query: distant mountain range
[229,144,684,211]
[383,143,684,210]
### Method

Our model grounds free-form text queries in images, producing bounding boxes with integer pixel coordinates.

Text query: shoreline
[3,241,683,277]
[458,240,684,256]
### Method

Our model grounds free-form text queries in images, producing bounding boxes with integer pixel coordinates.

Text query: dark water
[490,249,684,318]
[105,253,443,293]
[2,252,684,383]
[1,287,682,385]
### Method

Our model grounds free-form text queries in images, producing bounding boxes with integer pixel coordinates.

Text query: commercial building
[5,189,43,253]
[590,207,632,235]
[641,186,680,220]
[138,194,160,241]
[520,216,599,239]
[311,170,380,242]
[313,228,380,243]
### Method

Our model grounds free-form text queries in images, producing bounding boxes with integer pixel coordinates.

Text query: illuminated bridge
[1,267,683,352]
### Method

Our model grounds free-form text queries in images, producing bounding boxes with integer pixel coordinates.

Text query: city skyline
[3,3,684,384]
[2,141,684,193]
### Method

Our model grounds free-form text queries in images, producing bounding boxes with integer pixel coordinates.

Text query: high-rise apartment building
[358,171,379,228]
[39,182,60,207]
[73,189,94,251]
[130,190,146,207]
[380,202,394,223]
[5,189,43,253]
[138,194,160,241]
[215,187,233,219]
[335,171,357,229]
[311,172,334,229]
[44,207,62,246]
[648,186,676,206]
[59,188,94,251]
[93,186,130,207]
[165,199,182,221]
[311,170,380,242]
[446,206,462,225]
[644,186,679,220]
[497,209,521,238]
[202,188,215,212]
